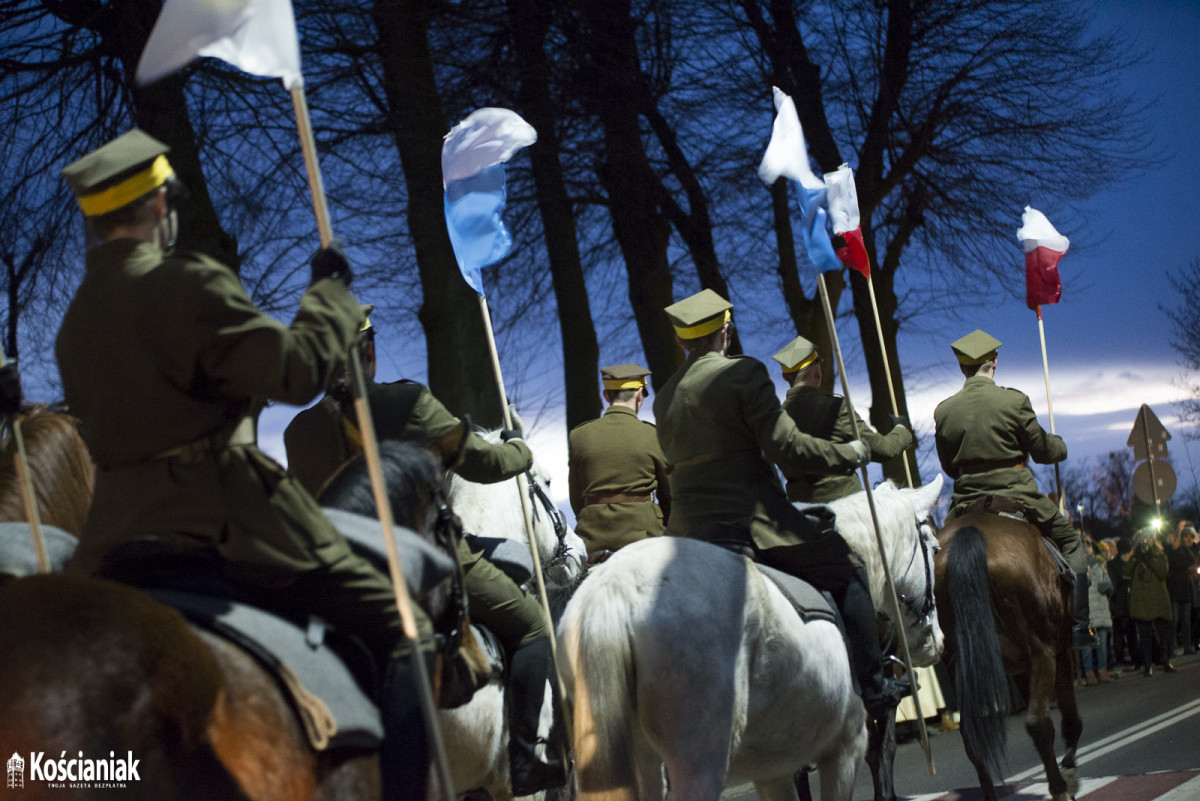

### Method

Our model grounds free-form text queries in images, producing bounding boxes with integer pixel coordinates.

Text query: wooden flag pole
[864,273,914,488]
[289,82,455,798]
[477,295,574,754]
[817,274,934,775]
[0,344,48,573]
[1035,306,1065,512]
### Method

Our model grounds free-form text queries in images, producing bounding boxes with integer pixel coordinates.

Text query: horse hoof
[1061,766,1078,797]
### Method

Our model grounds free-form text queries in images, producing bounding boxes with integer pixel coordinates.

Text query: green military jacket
[568,405,670,552]
[285,379,533,497]
[780,385,913,503]
[934,375,1066,521]
[652,350,860,551]
[57,240,362,586]
[1125,549,1171,622]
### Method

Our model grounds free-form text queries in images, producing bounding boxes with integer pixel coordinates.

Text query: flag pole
[477,295,575,755]
[288,81,456,797]
[863,273,914,488]
[1035,306,1065,512]
[0,344,48,573]
[816,273,934,775]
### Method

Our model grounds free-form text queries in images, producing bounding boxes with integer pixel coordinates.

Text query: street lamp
[1076,502,1085,537]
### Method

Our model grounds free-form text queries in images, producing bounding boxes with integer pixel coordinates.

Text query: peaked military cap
[772,335,820,374]
[951,329,1002,365]
[360,304,376,333]
[601,363,651,391]
[61,129,175,217]
[664,289,733,340]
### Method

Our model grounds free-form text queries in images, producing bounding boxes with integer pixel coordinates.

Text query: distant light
[1152,518,1163,530]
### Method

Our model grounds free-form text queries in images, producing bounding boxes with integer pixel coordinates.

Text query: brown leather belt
[584,491,652,507]
[957,458,1027,475]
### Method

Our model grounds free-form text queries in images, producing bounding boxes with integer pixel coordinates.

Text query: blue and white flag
[135,0,302,89]
[442,109,537,297]
[757,87,841,273]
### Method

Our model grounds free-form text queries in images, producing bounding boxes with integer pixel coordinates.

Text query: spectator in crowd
[1167,524,1198,655]
[1126,528,1175,676]
[1082,540,1114,684]
[1109,539,1137,666]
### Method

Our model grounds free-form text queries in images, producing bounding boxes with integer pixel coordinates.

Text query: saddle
[754,562,838,625]
[961,496,1073,583]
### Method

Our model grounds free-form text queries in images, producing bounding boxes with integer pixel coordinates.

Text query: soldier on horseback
[652,289,911,719]
[57,130,435,801]
[772,335,913,504]
[933,329,1094,648]
[568,362,671,556]
[284,314,567,796]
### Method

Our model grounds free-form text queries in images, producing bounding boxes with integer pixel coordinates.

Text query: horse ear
[429,418,469,471]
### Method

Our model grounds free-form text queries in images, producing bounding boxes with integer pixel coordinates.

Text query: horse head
[450,430,586,592]
[830,474,946,667]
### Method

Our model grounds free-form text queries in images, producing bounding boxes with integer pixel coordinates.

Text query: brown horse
[0,407,461,801]
[934,507,1082,801]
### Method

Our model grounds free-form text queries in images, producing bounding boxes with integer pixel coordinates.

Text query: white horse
[440,430,587,800]
[558,476,944,801]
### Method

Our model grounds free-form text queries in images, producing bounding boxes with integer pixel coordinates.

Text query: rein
[525,471,570,571]
[894,516,938,624]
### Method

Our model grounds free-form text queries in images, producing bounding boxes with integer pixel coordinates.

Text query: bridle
[893,515,939,627]
[525,470,571,571]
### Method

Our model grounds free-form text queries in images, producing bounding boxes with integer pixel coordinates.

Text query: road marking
[1157,773,1200,800]
[1006,697,1200,783]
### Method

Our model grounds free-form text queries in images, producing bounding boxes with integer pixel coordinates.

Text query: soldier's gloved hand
[0,362,21,417]
[310,238,354,286]
[500,429,523,443]
[848,439,871,468]
[890,414,912,433]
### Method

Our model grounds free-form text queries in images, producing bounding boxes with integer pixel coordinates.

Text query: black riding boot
[1072,571,1097,649]
[834,567,910,719]
[380,653,432,801]
[507,636,567,796]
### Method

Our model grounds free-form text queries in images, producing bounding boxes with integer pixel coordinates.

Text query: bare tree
[1163,257,1200,435]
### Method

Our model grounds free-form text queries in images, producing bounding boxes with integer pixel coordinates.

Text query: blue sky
[257,1,1200,513]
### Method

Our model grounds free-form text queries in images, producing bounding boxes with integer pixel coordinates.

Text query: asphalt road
[721,652,1200,800]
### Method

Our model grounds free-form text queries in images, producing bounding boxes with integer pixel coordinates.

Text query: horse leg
[632,728,665,801]
[1025,647,1069,801]
[864,709,897,801]
[1054,636,1083,800]
[814,711,868,801]
[793,769,814,801]
[753,776,800,801]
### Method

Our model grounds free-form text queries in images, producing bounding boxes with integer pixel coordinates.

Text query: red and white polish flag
[1017,205,1068,310]
[823,165,871,277]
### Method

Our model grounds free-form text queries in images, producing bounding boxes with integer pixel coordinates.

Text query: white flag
[136,0,302,89]
[442,108,537,188]
[757,87,824,191]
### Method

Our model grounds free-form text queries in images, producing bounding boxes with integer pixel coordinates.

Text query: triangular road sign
[1128,404,1170,461]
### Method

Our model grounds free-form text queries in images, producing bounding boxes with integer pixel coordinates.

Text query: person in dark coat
[57,130,429,801]
[652,289,909,719]
[1166,524,1198,654]
[1126,528,1175,676]
[1109,538,1138,666]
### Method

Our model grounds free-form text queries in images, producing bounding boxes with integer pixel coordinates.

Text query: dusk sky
[257,0,1200,520]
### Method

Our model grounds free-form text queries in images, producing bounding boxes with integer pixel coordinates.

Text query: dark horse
[934,507,1082,801]
[0,405,462,801]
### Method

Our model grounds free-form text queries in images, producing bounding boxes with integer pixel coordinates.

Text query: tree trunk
[370,0,502,427]
[574,0,678,390]
[509,0,601,428]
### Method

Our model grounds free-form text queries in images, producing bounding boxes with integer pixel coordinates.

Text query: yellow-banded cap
[664,289,733,340]
[951,329,1002,365]
[601,362,650,391]
[359,304,376,333]
[62,129,175,217]
[772,335,819,374]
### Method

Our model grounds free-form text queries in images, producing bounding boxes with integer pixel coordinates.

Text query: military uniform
[568,363,670,553]
[772,336,913,504]
[285,366,562,794]
[652,289,908,718]
[932,331,1083,573]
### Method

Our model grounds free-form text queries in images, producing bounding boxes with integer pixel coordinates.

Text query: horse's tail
[559,581,638,801]
[945,525,1008,780]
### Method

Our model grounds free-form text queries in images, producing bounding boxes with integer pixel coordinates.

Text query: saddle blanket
[754,562,837,625]
[0,522,78,576]
[148,588,383,753]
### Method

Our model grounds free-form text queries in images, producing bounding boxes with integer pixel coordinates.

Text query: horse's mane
[0,405,95,537]
[318,440,446,526]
